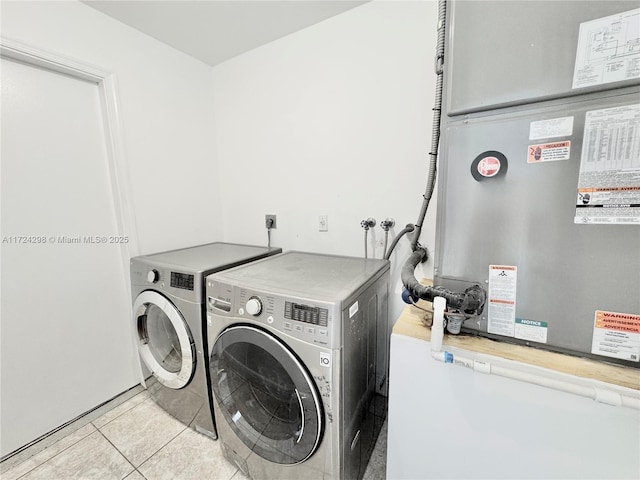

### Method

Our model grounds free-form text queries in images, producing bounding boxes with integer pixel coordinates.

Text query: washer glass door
[210,325,323,465]
[133,290,195,389]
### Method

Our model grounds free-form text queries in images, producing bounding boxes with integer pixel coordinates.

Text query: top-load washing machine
[130,242,281,439]
[205,251,389,479]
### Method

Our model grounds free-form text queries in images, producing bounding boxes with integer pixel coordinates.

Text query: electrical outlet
[319,215,328,232]
[265,214,277,229]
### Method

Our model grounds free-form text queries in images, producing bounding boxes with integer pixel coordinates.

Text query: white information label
[529,116,574,140]
[487,265,517,337]
[320,351,332,368]
[349,301,359,318]
[591,310,640,362]
[572,9,640,89]
[575,104,640,225]
[515,318,548,344]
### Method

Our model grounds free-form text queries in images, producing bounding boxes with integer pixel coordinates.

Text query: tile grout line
[10,428,100,480]
[96,429,138,478]
[133,424,242,480]
[7,391,149,480]
[0,385,145,472]
[91,391,150,430]
[112,420,189,473]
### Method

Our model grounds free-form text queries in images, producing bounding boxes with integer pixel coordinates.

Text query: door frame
[1,36,139,271]
[1,36,141,377]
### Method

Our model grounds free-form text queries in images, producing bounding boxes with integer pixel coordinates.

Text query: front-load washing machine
[130,242,281,439]
[205,252,389,479]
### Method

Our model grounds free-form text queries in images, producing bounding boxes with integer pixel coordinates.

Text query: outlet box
[265,214,277,229]
[319,215,328,232]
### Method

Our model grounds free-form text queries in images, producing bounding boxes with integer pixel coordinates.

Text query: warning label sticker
[487,265,517,338]
[591,310,640,362]
[527,141,571,163]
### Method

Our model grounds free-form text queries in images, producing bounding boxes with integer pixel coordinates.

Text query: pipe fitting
[401,249,486,316]
[380,218,395,231]
[360,217,376,230]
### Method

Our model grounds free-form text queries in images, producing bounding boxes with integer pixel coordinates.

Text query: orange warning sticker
[594,310,640,334]
[527,141,571,163]
[579,186,640,193]
[592,310,640,362]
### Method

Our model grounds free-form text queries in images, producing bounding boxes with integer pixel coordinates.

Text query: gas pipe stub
[471,151,508,181]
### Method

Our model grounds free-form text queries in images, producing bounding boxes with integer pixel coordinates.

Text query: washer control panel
[206,280,334,347]
[285,301,328,327]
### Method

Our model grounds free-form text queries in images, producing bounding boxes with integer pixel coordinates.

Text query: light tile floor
[1,388,388,480]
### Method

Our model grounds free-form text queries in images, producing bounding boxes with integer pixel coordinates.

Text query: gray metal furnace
[434,0,640,367]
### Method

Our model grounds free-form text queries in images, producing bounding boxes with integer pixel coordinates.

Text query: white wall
[1,0,223,254]
[211,0,439,322]
[1,0,440,455]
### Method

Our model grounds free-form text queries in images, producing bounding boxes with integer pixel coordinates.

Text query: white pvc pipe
[431,296,446,354]
[428,296,639,409]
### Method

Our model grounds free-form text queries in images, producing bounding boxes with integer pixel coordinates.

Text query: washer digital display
[285,301,328,327]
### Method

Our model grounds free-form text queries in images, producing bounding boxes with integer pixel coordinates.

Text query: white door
[1,57,137,456]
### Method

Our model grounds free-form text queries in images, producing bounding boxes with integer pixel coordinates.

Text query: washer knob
[147,269,159,283]
[245,297,263,316]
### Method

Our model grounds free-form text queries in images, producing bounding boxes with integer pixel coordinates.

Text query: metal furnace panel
[434,89,640,365]
[446,0,640,114]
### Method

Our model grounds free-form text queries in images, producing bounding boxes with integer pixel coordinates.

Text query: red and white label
[591,310,640,362]
[527,141,571,163]
[487,265,517,337]
[477,156,501,177]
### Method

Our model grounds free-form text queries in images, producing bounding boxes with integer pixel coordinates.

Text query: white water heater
[435,0,640,367]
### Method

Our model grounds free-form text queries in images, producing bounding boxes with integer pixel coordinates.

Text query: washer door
[210,325,323,465]
[133,291,195,389]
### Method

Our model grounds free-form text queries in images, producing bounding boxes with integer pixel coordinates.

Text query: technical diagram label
[515,318,548,343]
[572,9,640,89]
[487,265,517,337]
[591,310,640,362]
[529,116,574,140]
[527,141,571,163]
[574,104,640,224]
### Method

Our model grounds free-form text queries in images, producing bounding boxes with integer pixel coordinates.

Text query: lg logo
[320,352,331,368]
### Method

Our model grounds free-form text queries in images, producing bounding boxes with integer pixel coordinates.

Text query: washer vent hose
[409,0,446,252]
[384,224,415,260]
[399,0,486,316]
